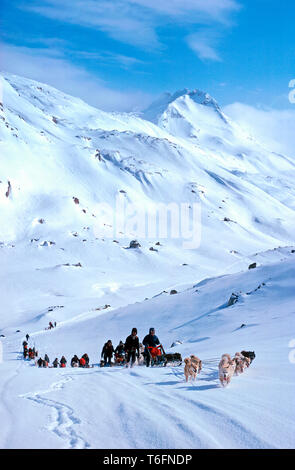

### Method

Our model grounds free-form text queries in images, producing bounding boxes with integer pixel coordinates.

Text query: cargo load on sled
[144,345,182,367]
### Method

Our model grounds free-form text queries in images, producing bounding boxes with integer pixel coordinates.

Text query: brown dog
[184,357,197,382]
[233,352,251,374]
[190,355,202,374]
[219,354,235,387]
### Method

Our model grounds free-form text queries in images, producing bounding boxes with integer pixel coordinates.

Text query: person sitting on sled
[115,340,125,356]
[60,356,67,368]
[71,355,79,367]
[114,341,125,364]
[81,353,90,367]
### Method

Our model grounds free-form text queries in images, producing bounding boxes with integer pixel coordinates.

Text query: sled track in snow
[19,375,90,449]
[168,361,270,448]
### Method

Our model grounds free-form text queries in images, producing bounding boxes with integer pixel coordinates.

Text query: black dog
[241,350,256,363]
[165,353,182,365]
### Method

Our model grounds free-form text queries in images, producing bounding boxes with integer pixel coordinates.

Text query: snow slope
[1,73,295,329]
[0,73,295,449]
[0,252,294,449]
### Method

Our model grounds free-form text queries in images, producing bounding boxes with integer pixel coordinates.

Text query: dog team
[184,350,255,387]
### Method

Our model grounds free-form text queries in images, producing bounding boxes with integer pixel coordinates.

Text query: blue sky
[1,0,295,112]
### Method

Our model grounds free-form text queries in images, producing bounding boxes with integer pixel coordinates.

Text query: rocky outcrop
[5,181,11,198]
[228,292,239,306]
[248,262,257,270]
[129,240,141,249]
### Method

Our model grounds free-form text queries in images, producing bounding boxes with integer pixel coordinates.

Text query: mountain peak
[143,88,220,123]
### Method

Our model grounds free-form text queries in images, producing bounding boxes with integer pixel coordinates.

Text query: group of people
[23,335,90,368]
[22,326,162,370]
[45,321,57,330]
[22,340,38,360]
[101,327,162,367]
[36,354,90,368]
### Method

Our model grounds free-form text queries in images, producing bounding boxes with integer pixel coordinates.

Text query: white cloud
[128,0,240,21]
[186,31,222,61]
[23,1,160,48]
[224,102,295,159]
[0,42,152,111]
[21,0,240,48]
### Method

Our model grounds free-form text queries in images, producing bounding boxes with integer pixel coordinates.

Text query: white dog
[219,354,235,387]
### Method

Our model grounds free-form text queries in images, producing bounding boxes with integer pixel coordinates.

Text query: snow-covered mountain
[0,73,294,449]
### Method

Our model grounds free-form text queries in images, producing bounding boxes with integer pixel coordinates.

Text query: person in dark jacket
[29,349,35,360]
[101,340,114,366]
[37,357,43,367]
[44,354,50,365]
[125,328,139,367]
[115,341,125,356]
[53,358,59,368]
[71,355,79,367]
[60,356,67,367]
[26,334,30,342]
[23,343,28,358]
[143,327,161,367]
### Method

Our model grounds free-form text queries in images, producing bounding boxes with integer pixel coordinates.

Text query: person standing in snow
[124,328,140,367]
[143,327,161,367]
[23,345,28,359]
[23,341,28,358]
[26,334,30,342]
[53,358,59,368]
[37,357,42,367]
[44,354,50,366]
[101,340,114,366]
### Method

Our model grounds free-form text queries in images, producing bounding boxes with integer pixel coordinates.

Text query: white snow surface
[0,73,294,449]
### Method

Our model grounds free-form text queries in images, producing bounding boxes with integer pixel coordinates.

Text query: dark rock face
[248,262,257,270]
[228,292,239,306]
[170,289,178,295]
[5,181,11,198]
[129,240,141,249]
